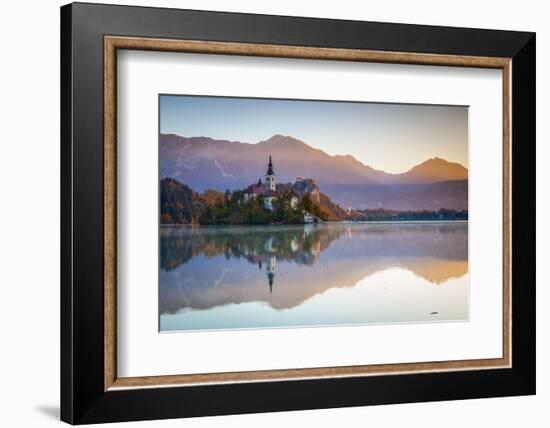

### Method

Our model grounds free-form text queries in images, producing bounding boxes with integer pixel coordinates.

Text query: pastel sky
[160,95,468,174]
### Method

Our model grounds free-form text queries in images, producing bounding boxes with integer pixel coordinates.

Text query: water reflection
[160,222,468,331]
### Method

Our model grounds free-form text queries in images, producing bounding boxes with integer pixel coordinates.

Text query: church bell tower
[265,155,276,191]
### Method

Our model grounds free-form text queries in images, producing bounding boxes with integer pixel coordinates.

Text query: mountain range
[160,134,468,211]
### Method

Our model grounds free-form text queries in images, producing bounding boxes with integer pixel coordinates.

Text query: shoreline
[160,220,468,228]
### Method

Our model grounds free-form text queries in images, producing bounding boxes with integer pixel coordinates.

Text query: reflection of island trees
[160,225,344,272]
[159,223,468,314]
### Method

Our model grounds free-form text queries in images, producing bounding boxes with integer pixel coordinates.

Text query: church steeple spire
[265,155,276,191]
[266,155,274,176]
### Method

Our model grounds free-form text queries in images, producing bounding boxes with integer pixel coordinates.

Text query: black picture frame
[61,2,535,424]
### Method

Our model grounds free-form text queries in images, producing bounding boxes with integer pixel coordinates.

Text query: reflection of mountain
[160,223,468,313]
[160,134,468,210]
[395,258,467,284]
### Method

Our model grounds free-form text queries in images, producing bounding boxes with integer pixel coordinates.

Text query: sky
[160,95,468,174]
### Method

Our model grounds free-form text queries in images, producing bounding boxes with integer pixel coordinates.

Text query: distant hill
[160,134,468,211]
[389,157,468,184]
[323,180,468,211]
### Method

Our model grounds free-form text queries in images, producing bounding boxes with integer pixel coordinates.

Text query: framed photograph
[61,2,536,424]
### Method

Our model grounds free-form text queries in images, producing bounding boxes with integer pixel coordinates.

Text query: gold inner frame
[104,35,512,391]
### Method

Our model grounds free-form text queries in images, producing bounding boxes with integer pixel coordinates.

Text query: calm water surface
[160,222,468,331]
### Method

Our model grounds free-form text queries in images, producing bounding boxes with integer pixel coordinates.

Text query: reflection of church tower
[265,155,276,191]
[267,255,276,293]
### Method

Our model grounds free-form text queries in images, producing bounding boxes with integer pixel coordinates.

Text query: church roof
[245,183,264,194]
[266,155,275,176]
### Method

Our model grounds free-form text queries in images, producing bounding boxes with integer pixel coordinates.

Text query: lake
[159,222,468,332]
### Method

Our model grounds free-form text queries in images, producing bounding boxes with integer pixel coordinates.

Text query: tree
[160,177,206,224]
[161,213,173,224]
[301,193,313,212]
[203,189,225,206]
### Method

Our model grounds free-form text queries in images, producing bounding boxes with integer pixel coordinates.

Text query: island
[160,155,468,225]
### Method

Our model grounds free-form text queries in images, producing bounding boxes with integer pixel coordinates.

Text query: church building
[243,155,278,211]
[263,155,277,211]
